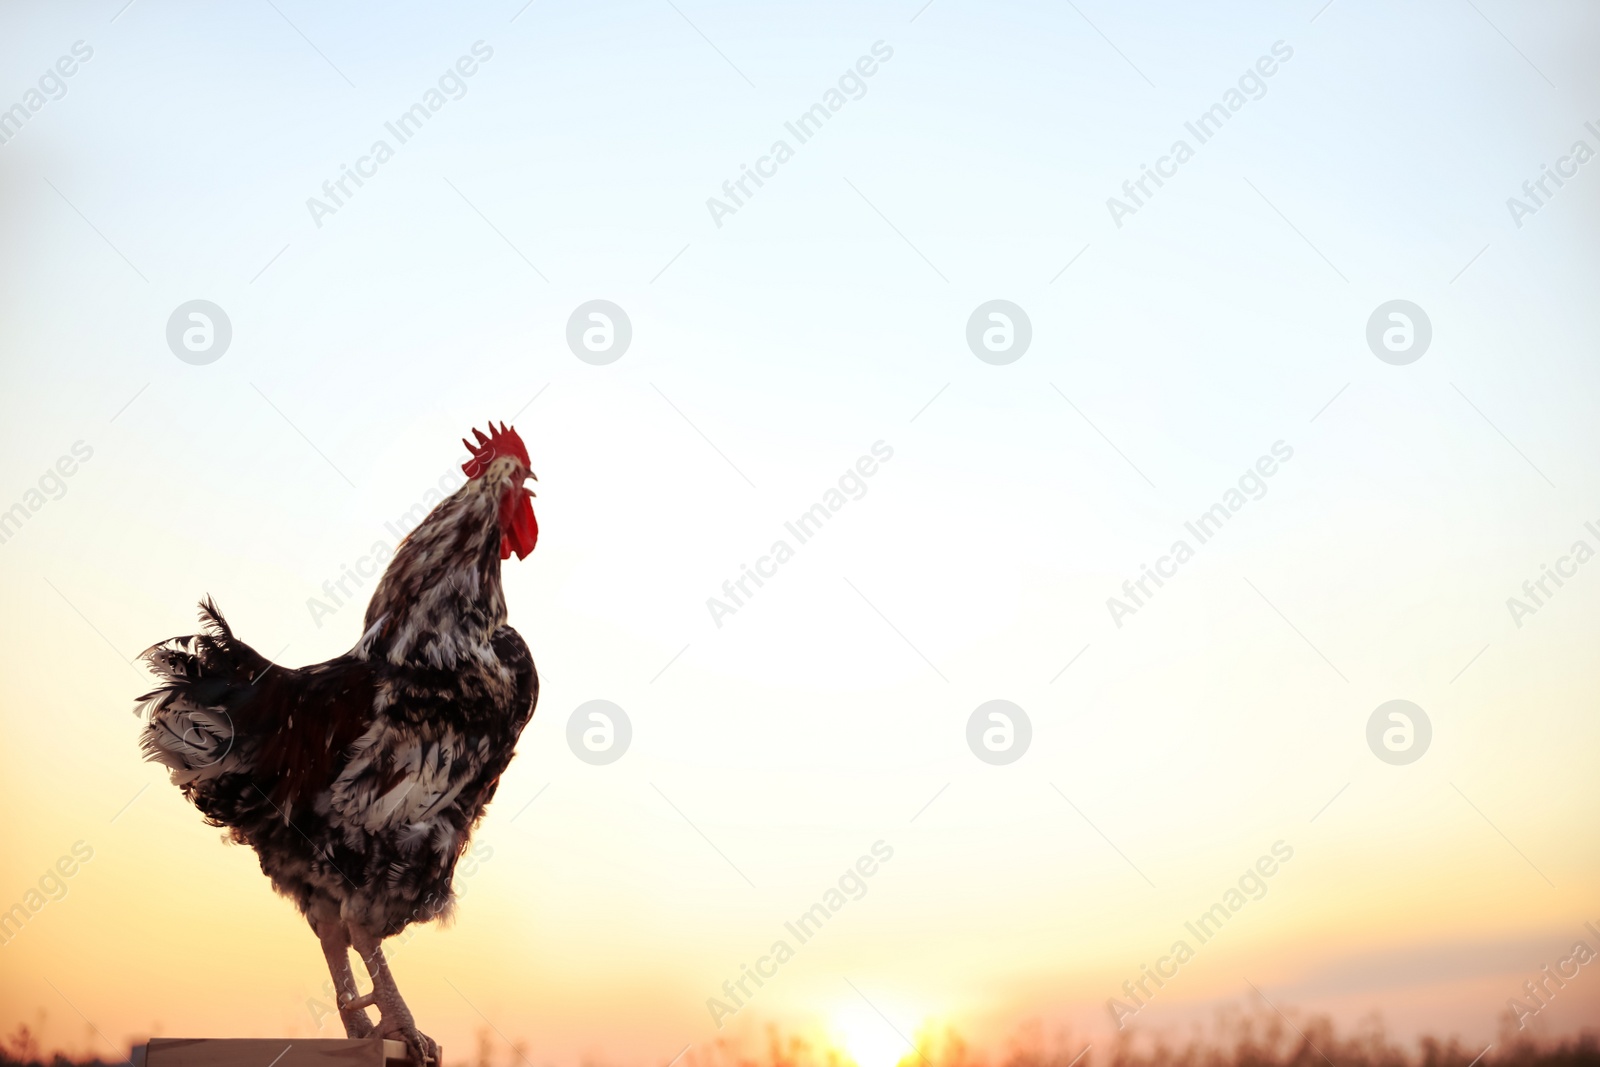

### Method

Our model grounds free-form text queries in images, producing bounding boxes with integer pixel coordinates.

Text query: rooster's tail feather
[135,598,267,785]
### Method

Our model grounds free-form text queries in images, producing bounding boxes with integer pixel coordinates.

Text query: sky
[2,1,1599,1065]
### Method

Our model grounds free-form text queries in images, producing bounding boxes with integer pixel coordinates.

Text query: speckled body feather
[137,457,538,936]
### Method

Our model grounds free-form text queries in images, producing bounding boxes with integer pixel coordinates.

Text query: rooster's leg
[350,922,439,1067]
[313,916,375,1038]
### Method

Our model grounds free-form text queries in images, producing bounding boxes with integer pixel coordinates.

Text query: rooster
[135,423,541,1064]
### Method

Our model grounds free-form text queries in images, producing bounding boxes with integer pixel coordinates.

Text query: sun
[831,1005,916,1067]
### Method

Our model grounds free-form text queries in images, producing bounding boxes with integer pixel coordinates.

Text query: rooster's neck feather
[357,465,511,669]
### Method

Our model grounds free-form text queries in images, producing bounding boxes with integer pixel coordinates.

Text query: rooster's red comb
[461,421,531,480]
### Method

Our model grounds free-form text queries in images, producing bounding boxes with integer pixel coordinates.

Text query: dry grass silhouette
[3,1009,1595,1067]
[675,1008,1596,1067]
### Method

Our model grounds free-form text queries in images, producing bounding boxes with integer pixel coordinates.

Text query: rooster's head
[462,422,538,561]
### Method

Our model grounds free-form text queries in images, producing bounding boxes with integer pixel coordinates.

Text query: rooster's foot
[377,1018,439,1067]
[348,921,436,1066]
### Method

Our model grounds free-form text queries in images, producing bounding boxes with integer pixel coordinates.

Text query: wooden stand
[145,1039,429,1067]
